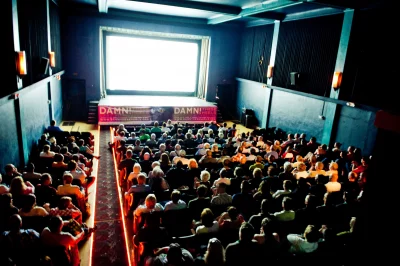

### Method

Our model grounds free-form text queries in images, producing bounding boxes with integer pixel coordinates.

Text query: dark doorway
[63,79,86,121]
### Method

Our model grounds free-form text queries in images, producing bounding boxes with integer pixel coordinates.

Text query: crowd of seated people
[110,120,369,266]
[0,120,98,266]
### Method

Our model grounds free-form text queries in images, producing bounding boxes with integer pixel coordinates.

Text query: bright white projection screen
[104,34,200,95]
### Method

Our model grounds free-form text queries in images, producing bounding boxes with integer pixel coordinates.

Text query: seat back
[36,157,55,173]
[43,245,72,266]
[162,207,192,237]
[21,215,51,233]
[210,204,230,218]
[130,191,151,212]
[12,194,32,209]
[133,211,163,235]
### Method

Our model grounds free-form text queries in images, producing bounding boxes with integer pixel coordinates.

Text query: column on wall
[262,20,280,129]
[321,10,354,146]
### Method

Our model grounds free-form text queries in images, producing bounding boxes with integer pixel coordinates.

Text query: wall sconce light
[267,65,273,78]
[16,51,27,76]
[332,71,342,89]
[49,51,55,68]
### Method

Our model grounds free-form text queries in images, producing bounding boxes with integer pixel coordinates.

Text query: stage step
[87,101,99,124]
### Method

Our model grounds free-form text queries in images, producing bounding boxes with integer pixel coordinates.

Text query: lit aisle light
[111,127,133,266]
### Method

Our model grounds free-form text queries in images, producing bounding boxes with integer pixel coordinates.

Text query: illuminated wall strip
[89,125,100,266]
[111,127,133,266]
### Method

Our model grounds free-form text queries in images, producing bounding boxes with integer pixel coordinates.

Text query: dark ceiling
[58,0,391,26]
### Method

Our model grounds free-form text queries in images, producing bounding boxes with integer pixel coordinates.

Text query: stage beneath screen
[98,95,217,125]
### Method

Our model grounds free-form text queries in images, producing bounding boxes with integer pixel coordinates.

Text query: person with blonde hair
[201,237,225,266]
[293,162,309,179]
[128,163,142,183]
[307,161,326,178]
[9,176,35,196]
[134,194,164,218]
[325,161,339,176]
[292,155,304,168]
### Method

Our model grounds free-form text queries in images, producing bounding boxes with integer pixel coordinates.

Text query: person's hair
[348,171,357,181]
[298,162,307,171]
[258,180,271,196]
[283,161,293,172]
[227,206,239,221]
[26,163,35,172]
[239,222,254,242]
[283,180,292,190]
[305,194,318,208]
[282,196,294,210]
[160,152,171,165]
[53,153,64,163]
[49,215,63,232]
[58,196,72,210]
[137,173,146,184]
[261,217,274,235]
[316,161,324,170]
[253,168,263,178]
[241,180,251,192]
[133,163,142,173]
[145,194,157,209]
[60,146,68,154]
[151,161,161,169]
[223,158,231,167]
[126,149,133,158]
[50,119,56,126]
[234,166,244,178]
[260,198,269,214]
[188,158,198,169]
[151,166,165,178]
[167,243,183,265]
[43,144,51,152]
[41,173,52,184]
[197,184,208,197]
[304,225,320,242]
[220,168,229,178]
[205,238,225,265]
[67,160,78,171]
[0,193,14,208]
[78,139,85,146]
[201,208,215,227]
[170,190,181,203]
[329,162,338,170]
[72,154,80,162]
[63,173,73,184]
[200,170,210,182]
[217,182,227,190]
[9,214,22,232]
[20,194,37,213]
[9,176,27,196]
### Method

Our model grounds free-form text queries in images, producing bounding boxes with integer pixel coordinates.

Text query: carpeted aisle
[92,126,128,266]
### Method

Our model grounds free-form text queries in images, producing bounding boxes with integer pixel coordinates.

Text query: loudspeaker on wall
[290,72,300,86]
[39,57,49,75]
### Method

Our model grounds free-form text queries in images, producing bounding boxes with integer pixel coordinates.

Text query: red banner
[98,106,217,125]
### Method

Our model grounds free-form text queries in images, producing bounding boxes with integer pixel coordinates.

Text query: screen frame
[102,31,202,97]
